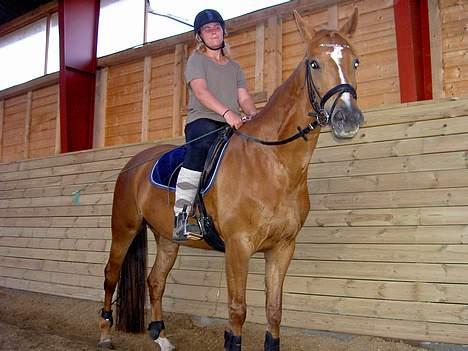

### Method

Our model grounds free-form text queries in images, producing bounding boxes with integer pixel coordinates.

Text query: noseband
[234,58,358,146]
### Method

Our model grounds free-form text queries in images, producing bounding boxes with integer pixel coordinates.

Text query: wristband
[222,109,230,118]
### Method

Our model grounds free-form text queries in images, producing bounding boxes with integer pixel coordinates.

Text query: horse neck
[262,60,309,137]
[241,59,320,183]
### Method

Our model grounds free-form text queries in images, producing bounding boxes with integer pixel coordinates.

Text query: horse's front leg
[147,235,179,351]
[263,241,296,351]
[224,237,254,351]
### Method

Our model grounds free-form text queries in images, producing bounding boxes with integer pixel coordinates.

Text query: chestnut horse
[98,9,363,351]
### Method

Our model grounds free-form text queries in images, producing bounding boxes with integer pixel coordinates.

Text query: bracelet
[222,109,230,118]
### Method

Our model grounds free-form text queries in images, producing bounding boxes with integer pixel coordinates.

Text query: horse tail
[116,221,148,333]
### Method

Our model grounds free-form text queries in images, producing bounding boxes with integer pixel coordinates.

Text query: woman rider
[173,9,257,241]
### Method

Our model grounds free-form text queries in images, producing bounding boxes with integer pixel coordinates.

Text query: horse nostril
[333,110,345,122]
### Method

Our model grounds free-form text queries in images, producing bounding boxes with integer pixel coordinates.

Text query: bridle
[235,58,358,146]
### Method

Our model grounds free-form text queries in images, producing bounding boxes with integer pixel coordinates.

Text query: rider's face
[200,22,223,47]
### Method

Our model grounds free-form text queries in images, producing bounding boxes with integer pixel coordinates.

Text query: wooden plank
[172,44,186,137]
[23,91,32,159]
[265,15,282,97]
[306,206,468,226]
[0,276,102,301]
[0,157,129,182]
[0,181,114,200]
[311,187,468,209]
[255,22,265,92]
[327,4,338,30]
[141,56,152,142]
[298,225,468,244]
[0,99,4,161]
[313,133,468,163]
[93,68,108,148]
[309,169,468,194]
[428,0,444,99]
[308,151,468,178]
[0,216,110,228]
[0,226,111,240]
[291,243,468,264]
[0,237,108,252]
[0,193,113,209]
[0,256,104,276]
[0,246,108,264]
[0,266,102,289]
[0,204,112,217]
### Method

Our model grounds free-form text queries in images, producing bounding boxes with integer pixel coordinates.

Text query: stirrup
[172,208,202,242]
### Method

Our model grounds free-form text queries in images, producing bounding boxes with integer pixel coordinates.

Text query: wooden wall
[1,0,467,163]
[1,97,468,344]
[440,0,468,97]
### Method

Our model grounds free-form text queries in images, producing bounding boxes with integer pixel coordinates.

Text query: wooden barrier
[0,97,467,344]
[1,0,467,163]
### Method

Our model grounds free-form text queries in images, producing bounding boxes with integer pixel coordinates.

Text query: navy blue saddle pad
[150,143,230,195]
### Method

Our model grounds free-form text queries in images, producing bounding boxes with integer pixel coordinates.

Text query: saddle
[150,126,233,252]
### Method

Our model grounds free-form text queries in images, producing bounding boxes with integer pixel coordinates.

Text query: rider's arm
[190,78,243,129]
[238,87,257,117]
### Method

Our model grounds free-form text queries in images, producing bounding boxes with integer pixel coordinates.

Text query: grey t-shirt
[185,52,247,124]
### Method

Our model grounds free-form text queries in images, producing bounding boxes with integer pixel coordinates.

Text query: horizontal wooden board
[297,225,468,244]
[311,187,468,209]
[175,255,468,283]
[309,169,468,194]
[312,133,468,163]
[308,151,468,178]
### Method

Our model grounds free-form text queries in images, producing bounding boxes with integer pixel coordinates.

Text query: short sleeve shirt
[185,52,247,124]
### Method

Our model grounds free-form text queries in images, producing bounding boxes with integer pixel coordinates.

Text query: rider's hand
[224,110,243,129]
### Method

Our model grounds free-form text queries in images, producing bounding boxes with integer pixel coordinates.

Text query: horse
[98,9,363,351]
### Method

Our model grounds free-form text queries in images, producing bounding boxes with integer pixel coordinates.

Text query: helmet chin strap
[199,36,225,51]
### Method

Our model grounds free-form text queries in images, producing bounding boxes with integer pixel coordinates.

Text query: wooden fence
[1,0,468,163]
[0,97,467,344]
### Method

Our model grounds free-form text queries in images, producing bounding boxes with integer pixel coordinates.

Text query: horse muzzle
[330,104,364,139]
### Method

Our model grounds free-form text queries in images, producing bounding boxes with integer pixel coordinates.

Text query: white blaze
[330,45,352,106]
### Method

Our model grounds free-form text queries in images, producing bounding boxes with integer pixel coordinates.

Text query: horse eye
[353,58,360,69]
[310,60,320,69]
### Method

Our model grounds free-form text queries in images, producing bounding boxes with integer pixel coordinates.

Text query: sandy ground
[0,287,437,351]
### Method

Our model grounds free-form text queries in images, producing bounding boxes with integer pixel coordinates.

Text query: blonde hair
[194,32,231,58]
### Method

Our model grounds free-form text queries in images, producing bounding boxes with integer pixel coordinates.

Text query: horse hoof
[155,337,176,351]
[97,339,114,349]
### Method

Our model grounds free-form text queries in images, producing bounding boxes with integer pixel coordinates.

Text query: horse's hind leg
[98,219,144,348]
[147,233,179,351]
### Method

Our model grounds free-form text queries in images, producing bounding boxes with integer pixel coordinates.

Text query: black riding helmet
[193,9,225,35]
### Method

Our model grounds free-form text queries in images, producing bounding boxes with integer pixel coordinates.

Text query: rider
[173,9,257,241]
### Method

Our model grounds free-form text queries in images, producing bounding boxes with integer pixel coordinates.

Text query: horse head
[294,9,364,139]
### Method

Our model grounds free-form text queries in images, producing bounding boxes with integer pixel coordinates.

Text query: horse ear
[340,7,359,37]
[294,10,315,43]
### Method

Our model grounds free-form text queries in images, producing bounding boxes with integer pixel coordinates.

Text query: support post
[59,0,100,152]
[394,0,432,102]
